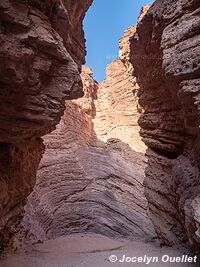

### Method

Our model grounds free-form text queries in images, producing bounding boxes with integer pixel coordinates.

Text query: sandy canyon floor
[1,234,198,267]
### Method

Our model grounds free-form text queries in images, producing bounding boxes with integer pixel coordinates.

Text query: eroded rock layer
[0,0,92,142]
[131,0,200,250]
[20,62,155,243]
[0,0,92,253]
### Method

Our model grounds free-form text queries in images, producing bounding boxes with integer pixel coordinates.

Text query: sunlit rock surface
[20,52,155,243]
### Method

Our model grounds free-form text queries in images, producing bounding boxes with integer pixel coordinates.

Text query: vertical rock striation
[0,0,92,253]
[131,0,200,251]
[19,34,155,244]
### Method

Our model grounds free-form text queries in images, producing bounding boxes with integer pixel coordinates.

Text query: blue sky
[84,0,151,82]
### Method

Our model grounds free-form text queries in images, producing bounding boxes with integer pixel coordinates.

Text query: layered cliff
[0,0,92,253]
[0,0,92,142]
[131,0,200,251]
[19,56,155,243]
[2,0,199,257]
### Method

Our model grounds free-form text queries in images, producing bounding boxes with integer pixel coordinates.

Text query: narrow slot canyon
[0,1,200,267]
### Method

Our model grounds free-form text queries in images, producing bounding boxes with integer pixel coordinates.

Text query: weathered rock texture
[0,0,92,253]
[0,139,44,253]
[131,0,200,251]
[0,0,92,142]
[19,58,155,243]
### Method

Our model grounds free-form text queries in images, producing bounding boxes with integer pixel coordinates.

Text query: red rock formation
[131,0,200,251]
[137,3,152,23]
[0,140,44,253]
[0,0,92,253]
[119,25,142,113]
[3,0,199,256]
[0,0,92,142]
[19,57,155,243]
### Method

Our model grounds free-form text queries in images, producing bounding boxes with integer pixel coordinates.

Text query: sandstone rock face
[0,139,44,253]
[0,0,92,142]
[0,0,92,253]
[119,25,142,113]
[94,59,145,153]
[131,0,200,250]
[19,61,155,243]
[137,4,152,23]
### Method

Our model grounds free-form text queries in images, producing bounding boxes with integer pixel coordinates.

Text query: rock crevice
[19,45,155,244]
[1,0,200,257]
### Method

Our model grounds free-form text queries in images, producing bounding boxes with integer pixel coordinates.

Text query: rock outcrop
[19,50,155,243]
[131,0,200,251]
[0,0,92,253]
[4,0,200,257]
[0,0,92,142]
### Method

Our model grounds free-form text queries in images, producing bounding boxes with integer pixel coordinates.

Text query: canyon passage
[0,0,200,266]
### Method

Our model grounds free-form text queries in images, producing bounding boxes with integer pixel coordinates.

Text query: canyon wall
[0,0,92,253]
[19,40,155,243]
[131,0,200,251]
[3,0,199,256]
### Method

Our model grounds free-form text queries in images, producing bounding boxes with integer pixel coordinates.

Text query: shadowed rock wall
[131,0,200,251]
[0,0,92,253]
[4,0,200,255]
